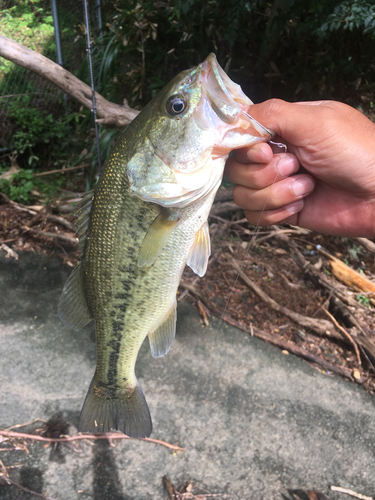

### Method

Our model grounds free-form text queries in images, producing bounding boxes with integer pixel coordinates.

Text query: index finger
[233,142,273,164]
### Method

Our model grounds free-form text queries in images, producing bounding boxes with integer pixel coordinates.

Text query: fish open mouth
[195,53,274,144]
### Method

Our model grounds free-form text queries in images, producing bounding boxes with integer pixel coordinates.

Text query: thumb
[249,98,337,146]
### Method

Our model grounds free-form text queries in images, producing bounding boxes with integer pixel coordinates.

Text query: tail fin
[78,375,152,438]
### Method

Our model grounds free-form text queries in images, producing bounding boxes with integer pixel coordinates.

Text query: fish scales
[59,53,272,437]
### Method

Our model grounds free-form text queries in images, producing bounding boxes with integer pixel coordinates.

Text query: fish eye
[166,95,188,116]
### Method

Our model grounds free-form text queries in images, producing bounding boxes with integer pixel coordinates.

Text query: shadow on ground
[0,252,374,499]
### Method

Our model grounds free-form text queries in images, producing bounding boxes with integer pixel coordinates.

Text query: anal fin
[186,221,211,277]
[138,209,179,267]
[148,301,177,357]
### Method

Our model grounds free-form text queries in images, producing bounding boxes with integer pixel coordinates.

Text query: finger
[225,153,300,190]
[233,142,273,164]
[244,200,304,227]
[248,99,336,146]
[233,174,315,211]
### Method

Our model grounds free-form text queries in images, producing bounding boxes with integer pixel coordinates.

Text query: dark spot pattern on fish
[107,320,124,386]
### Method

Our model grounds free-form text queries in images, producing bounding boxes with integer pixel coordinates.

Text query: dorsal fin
[75,190,94,250]
[58,190,95,331]
[58,262,93,330]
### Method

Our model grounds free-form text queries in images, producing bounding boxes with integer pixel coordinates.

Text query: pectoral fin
[186,222,211,277]
[138,210,179,267]
[148,301,177,357]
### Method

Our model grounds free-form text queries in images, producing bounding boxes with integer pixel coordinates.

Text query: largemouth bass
[58,54,272,438]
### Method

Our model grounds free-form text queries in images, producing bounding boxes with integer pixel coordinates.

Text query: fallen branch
[273,231,360,309]
[163,475,230,500]
[318,247,375,306]
[0,34,138,127]
[179,283,356,381]
[228,255,339,340]
[0,192,37,215]
[24,227,78,246]
[0,243,18,260]
[321,306,361,367]
[251,226,310,246]
[34,165,88,177]
[354,237,375,255]
[0,430,184,451]
[330,486,373,500]
[46,215,76,232]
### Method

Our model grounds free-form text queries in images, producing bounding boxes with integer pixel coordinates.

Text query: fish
[58,53,272,438]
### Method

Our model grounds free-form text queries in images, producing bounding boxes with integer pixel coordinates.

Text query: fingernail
[248,146,267,163]
[285,200,304,214]
[292,177,314,197]
[277,156,298,177]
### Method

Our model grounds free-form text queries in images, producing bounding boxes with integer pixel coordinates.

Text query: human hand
[225,99,375,237]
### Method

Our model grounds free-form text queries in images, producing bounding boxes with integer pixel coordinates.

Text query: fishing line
[83,0,102,176]
[215,112,288,325]
[218,167,280,325]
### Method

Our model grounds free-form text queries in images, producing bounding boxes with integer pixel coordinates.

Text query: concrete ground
[0,251,374,500]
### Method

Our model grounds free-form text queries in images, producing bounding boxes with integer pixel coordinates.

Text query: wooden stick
[330,486,373,500]
[33,165,88,177]
[0,192,37,215]
[24,227,78,245]
[0,34,138,127]
[321,306,362,367]
[354,237,375,255]
[0,430,184,451]
[180,284,355,381]
[46,215,76,232]
[228,255,338,339]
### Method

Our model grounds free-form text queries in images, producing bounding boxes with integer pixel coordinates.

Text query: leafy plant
[0,169,65,204]
[6,95,69,168]
[355,294,371,307]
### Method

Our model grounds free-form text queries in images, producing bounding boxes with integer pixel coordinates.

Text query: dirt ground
[1,188,375,398]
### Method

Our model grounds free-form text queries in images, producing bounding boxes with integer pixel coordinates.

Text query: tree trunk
[0,34,139,127]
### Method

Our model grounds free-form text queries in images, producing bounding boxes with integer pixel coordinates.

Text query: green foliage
[355,294,371,307]
[86,0,375,109]
[6,94,69,168]
[317,0,375,39]
[0,0,55,75]
[0,169,65,204]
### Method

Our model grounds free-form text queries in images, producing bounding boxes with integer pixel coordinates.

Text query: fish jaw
[195,53,273,152]
[127,53,272,209]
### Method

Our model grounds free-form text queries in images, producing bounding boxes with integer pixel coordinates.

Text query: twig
[0,475,57,500]
[162,475,230,500]
[353,237,375,255]
[24,227,78,246]
[46,215,76,232]
[0,192,37,215]
[321,306,362,367]
[163,475,178,499]
[0,430,184,451]
[251,227,309,246]
[228,255,339,340]
[179,284,355,381]
[330,486,373,500]
[0,243,18,260]
[5,417,46,431]
[34,164,88,177]
[273,232,361,309]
